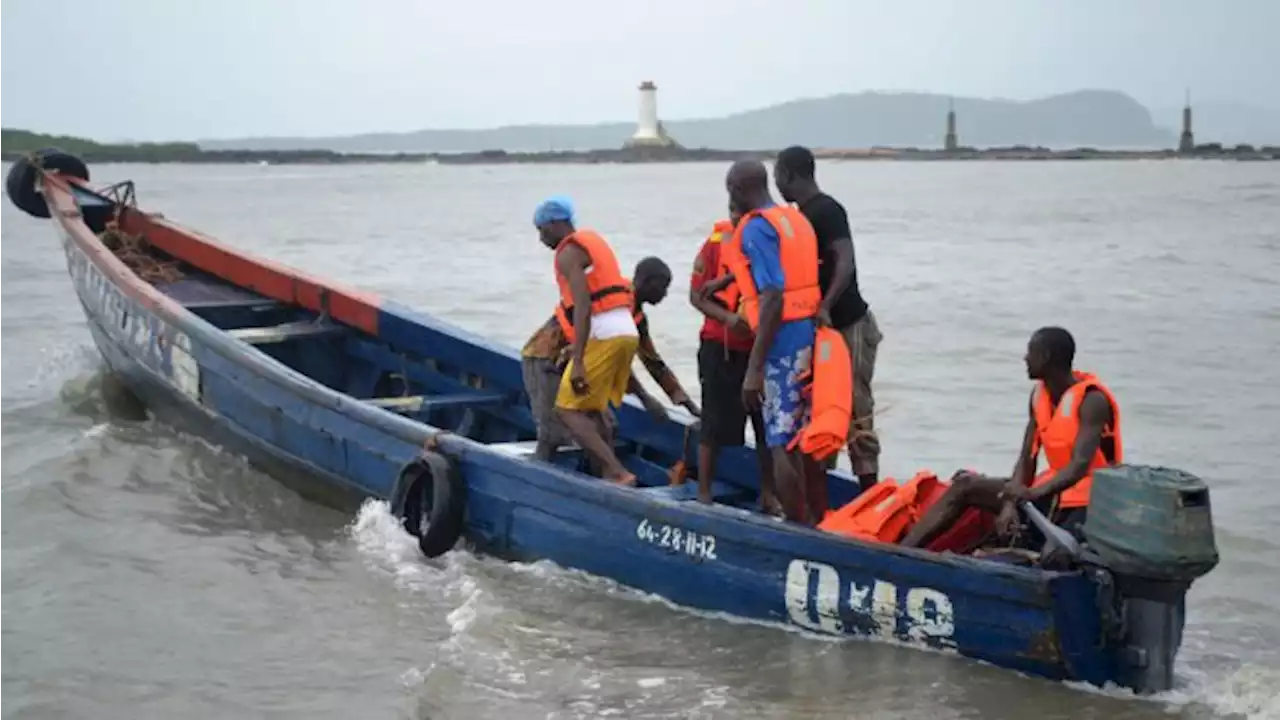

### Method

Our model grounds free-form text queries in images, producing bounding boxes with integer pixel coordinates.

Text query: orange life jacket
[819,471,942,544]
[706,219,741,313]
[721,206,821,330]
[789,326,854,461]
[553,230,635,339]
[1029,371,1123,510]
[558,281,645,346]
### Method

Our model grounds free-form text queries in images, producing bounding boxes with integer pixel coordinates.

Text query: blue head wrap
[533,195,576,228]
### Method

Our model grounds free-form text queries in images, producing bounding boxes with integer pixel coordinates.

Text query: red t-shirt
[691,239,755,352]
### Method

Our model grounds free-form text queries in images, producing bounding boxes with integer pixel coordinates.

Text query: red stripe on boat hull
[43,176,186,318]
[44,173,383,337]
[117,209,381,336]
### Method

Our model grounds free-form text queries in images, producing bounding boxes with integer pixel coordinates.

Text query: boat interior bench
[161,274,293,328]
[486,440,754,504]
[641,480,754,505]
[229,320,346,345]
[364,391,508,414]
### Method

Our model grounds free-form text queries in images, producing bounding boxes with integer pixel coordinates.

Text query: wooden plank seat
[642,480,755,504]
[185,298,282,311]
[364,391,507,414]
[486,438,633,459]
[228,321,345,345]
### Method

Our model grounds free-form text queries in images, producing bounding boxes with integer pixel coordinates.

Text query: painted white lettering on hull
[64,234,202,404]
[784,559,956,648]
[170,331,201,402]
[635,518,718,561]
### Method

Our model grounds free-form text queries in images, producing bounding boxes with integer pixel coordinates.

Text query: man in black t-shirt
[775,146,883,491]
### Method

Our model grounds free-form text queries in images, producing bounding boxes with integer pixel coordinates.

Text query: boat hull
[45,173,1119,690]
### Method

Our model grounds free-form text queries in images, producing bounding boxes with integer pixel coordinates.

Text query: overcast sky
[3,0,1277,142]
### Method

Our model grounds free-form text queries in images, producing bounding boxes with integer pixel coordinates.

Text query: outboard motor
[1081,464,1219,694]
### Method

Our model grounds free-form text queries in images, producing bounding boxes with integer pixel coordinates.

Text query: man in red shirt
[688,211,779,513]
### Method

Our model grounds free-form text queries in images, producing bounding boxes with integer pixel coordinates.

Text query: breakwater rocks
[815,144,1280,162]
[4,140,1276,166]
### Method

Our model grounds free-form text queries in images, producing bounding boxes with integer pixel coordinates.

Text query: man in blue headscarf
[522,196,583,458]
[521,195,688,485]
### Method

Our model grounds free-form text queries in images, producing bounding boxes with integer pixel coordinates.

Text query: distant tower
[625,81,679,148]
[635,81,660,141]
[1178,89,1195,153]
[944,98,959,152]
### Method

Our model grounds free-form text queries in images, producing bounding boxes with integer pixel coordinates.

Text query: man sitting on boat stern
[774,145,883,493]
[689,207,779,513]
[901,327,1123,549]
[522,250,699,464]
[532,195,651,486]
[721,161,826,524]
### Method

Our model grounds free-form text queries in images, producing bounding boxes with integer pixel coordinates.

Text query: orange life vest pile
[818,471,945,543]
[817,470,994,552]
[819,371,1123,552]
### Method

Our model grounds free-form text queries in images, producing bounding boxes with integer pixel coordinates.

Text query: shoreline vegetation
[3,129,1278,166]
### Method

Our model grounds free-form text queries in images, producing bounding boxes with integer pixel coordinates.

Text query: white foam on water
[445,586,482,634]
[1196,664,1280,720]
[697,685,730,710]
[1061,661,1280,720]
[83,422,110,438]
[349,500,1274,719]
[348,500,486,629]
[399,666,430,689]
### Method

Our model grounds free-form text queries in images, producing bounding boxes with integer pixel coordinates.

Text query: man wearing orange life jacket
[901,327,1123,549]
[532,195,642,486]
[719,160,826,525]
[522,255,698,463]
[689,211,778,512]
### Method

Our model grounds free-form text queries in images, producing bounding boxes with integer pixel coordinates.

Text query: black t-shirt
[798,193,868,329]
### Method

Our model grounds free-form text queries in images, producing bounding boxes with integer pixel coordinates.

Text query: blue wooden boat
[6,151,1216,694]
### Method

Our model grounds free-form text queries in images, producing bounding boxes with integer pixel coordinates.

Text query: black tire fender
[4,148,90,219]
[389,450,465,558]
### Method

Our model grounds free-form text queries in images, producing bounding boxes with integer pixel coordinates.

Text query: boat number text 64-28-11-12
[635,519,718,560]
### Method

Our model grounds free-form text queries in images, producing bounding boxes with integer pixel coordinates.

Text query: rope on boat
[87,179,184,285]
[100,224,185,285]
[849,403,889,445]
[25,153,176,285]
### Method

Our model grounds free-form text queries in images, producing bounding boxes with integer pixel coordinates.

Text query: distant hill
[2,128,203,160]
[1152,101,1280,147]
[0,128,426,164]
[200,90,1176,153]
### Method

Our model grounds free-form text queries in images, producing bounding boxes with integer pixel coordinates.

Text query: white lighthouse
[625,81,679,148]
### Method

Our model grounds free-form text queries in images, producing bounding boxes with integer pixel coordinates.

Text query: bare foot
[696,490,714,504]
[609,473,638,487]
[760,496,785,518]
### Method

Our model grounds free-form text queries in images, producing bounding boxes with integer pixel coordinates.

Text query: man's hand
[742,367,764,412]
[570,362,589,395]
[554,345,573,371]
[816,306,833,328]
[697,274,735,299]
[680,398,702,417]
[999,482,1034,504]
[641,394,669,422]
[995,502,1020,539]
[727,313,751,335]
